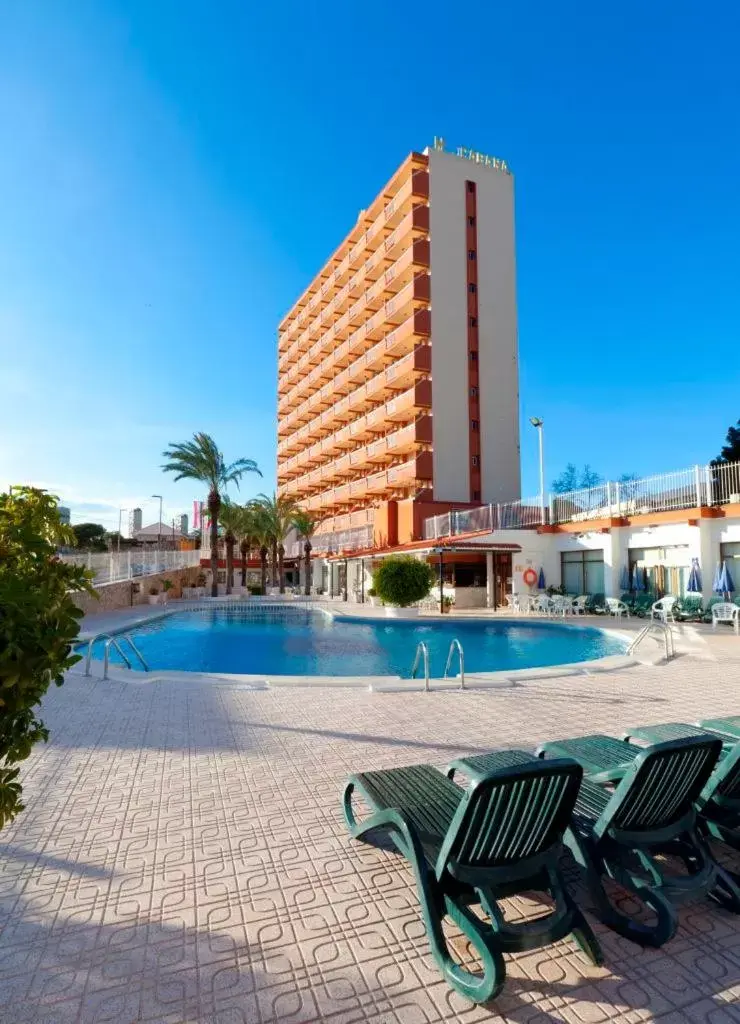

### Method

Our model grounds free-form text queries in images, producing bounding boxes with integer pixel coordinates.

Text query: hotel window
[471,419,479,430]
[469,316,477,327]
[468,283,477,294]
[721,542,740,589]
[468,250,476,260]
[472,455,479,467]
[561,550,605,596]
[468,216,476,226]
[470,351,478,362]
[470,386,479,397]
[629,546,690,597]
[467,182,475,193]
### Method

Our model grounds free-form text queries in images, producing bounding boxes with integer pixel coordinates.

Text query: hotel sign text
[433,136,510,174]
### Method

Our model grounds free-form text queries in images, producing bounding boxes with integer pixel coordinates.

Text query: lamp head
[529,417,543,428]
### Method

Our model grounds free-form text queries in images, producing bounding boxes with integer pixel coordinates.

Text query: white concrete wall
[427,150,520,504]
[474,163,520,504]
[428,150,471,501]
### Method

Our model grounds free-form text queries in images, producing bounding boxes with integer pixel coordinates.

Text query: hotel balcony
[277,377,432,467]
[276,317,427,438]
[277,159,428,346]
[278,201,430,371]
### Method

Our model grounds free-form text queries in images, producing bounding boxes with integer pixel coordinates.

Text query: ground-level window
[561,550,604,595]
[720,542,740,588]
[629,545,690,597]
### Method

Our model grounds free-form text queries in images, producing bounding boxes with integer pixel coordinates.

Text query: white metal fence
[423,460,740,538]
[423,498,543,539]
[60,548,201,586]
[286,524,374,558]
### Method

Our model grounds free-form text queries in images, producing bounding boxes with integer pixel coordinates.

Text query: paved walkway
[2,632,740,1022]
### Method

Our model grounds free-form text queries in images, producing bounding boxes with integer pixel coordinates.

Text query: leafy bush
[367,587,377,597]
[0,488,94,829]
[372,556,434,608]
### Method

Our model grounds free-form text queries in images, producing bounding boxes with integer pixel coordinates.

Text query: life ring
[523,568,538,587]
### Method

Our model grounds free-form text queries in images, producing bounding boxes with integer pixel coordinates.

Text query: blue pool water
[85,609,626,677]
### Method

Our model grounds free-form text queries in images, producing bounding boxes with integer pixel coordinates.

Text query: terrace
[1,611,739,1022]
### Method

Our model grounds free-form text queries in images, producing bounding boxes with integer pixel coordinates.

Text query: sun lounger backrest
[702,745,740,811]
[437,759,582,883]
[594,736,721,839]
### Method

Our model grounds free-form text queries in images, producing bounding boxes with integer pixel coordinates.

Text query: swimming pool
[85,608,627,677]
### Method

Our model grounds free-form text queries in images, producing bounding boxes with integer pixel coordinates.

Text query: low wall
[452,587,488,609]
[72,567,197,616]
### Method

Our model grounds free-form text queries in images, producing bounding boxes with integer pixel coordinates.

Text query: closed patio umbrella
[686,559,702,594]
[716,561,735,597]
[537,567,546,590]
[619,566,631,591]
[632,566,645,591]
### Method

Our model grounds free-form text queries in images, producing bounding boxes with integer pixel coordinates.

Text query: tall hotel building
[277,141,520,554]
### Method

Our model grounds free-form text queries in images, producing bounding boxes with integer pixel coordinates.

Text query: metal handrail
[120,634,149,672]
[103,637,132,678]
[411,641,430,691]
[627,620,675,660]
[85,633,117,676]
[444,639,465,689]
[85,631,149,679]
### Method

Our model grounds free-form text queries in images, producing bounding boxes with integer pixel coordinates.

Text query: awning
[325,538,521,561]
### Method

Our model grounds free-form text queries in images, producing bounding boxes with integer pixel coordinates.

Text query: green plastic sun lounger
[342,751,602,1004]
[621,723,740,864]
[536,733,740,946]
[698,716,740,741]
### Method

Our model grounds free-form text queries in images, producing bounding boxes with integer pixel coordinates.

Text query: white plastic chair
[549,595,571,617]
[533,595,553,616]
[711,602,740,634]
[572,595,589,615]
[651,596,677,623]
[605,597,630,618]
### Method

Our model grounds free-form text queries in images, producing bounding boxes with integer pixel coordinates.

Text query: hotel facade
[277,142,520,559]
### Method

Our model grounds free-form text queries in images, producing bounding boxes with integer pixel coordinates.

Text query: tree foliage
[372,556,434,607]
[0,488,94,829]
[72,522,107,551]
[715,420,740,464]
[162,432,261,597]
[551,463,603,494]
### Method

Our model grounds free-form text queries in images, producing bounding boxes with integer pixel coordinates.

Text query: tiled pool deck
[2,609,740,1023]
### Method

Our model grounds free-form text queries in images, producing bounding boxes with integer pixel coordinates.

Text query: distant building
[180,513,189,536]
[58,505,71,525]
[129,508,143,535]
[133,521,183,547]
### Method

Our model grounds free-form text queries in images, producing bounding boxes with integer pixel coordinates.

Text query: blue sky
[1,1,739,530]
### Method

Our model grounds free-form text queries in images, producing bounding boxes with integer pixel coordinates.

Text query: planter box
[384,606,419,618]
[148,595,160,605]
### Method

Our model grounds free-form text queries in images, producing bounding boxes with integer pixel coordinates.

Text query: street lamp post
[151,495,163,547]
[529,418,545,523]
[117,508,128,554]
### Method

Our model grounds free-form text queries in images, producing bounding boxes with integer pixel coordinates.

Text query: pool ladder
[410,639,465,691]
[84,632,149,679]
[627,620,675,661]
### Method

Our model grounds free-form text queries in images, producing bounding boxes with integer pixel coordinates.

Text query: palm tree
[218,499,244,594]
[162,432,261,597]
[248,501,272,595]
[292,510,317,596]
[255,492,299,594]
[238,504,260,589]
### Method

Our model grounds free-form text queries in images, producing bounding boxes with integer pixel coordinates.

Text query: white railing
[60,548,201,586]
[711,461,740,505]
[423,498,543,539]
[421,460,740,539]
[310,524,374,555]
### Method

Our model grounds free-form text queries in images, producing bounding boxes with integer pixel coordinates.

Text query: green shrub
[367,587,377,597]
[248,584,262,595]
[372,556,434,608]
[0,488,94,829]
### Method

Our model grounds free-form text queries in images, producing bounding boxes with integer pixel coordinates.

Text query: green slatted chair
[699,716,740,741]
[536,734,740,946]
[342,751,602,1004]
[621,723,740,865]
